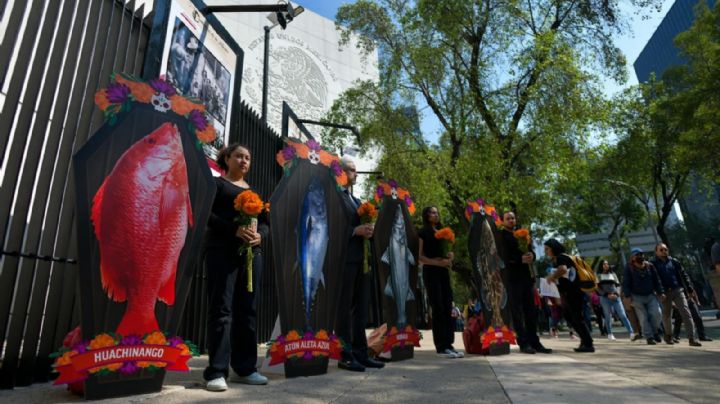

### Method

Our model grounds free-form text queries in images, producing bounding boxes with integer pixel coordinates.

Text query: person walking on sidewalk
[544,239,594,353]
[597,260,634,341]
[496,211,552,354]
[623,248,665,345]
[650,243,702,347]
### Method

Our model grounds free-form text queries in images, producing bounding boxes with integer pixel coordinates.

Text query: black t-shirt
[204,177,269,253]
[418,226,443,261]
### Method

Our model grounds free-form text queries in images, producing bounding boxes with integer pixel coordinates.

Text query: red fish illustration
[91,122,193,335]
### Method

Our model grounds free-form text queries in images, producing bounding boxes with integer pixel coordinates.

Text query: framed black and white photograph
[155,0,241,150]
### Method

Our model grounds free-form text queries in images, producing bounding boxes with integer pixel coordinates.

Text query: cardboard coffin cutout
[372,181,421,360]
[466,200,515,355]
[268,139,350,376]
[69,75,213,398]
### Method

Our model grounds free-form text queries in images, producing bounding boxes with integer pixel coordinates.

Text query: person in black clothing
[418,206,463,358]
[334,156,385,372]
[496,211,552,354]
[203,144,269,391]
[544,239,594,352]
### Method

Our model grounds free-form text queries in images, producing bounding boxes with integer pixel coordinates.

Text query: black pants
[562,286,594,348]
[335,261,370,361]
[203,249,261,380]
[506,277,541,349]
[674,296,706,339]
[423,266,454,353]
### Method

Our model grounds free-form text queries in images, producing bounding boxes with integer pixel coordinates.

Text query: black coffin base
[83,369,165,400]
[488,342,511,356]
[390,345,414,361]
[283,356,329,378]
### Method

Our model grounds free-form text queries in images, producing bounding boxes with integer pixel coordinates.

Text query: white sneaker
[451,349,465,358]
[206,377,228,392]
[230,371,268,385]
[438,349,458,358]
[608,334,616,341]
[629,332,636,341]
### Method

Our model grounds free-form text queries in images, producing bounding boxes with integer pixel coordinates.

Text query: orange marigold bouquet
[434,227,456,258]
[357,201,378,274]
[233,190,268,292]
[513,228,535,277]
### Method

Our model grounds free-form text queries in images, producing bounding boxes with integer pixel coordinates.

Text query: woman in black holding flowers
[203,144,269,391]
[418,206,462,358]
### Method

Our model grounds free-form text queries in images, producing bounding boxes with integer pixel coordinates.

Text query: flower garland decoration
[434,227,456,258]
[266,329,345,365]
[374,179,416,215]
[233,190,268,292]
[357,201,379,274]
[382,325,422,353]
[275,138,348,188]
[481,326,517,350]
[51,331,199,384]
[465,198,502,227]
[94,73,217,145]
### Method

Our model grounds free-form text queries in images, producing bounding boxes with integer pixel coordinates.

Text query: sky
[295,0,677,142]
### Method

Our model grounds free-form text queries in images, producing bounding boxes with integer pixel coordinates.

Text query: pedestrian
[335,156,385,372]
[418,206,463,358]
[590,291,607,336]
[451,302,463,331]
[622,248,665,345]
[203,144,268,391]
[672,270,712,342]
[596,260,635,341]
[544,239,594,352]
[496,212,552,354]
[650,243,702,347]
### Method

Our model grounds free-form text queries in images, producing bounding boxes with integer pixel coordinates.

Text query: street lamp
[202,2,304,123]
[263,5,305,123]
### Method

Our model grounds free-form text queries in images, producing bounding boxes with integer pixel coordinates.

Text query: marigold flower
[89,333,117,350]
[115,75,154,103]
[170,94,204,115]
[287,330,301,341]
[434,227,456,243]
[94,90,111,111]
[234,190,265,216]
[196,125,216,143]
[144,331,167,345]
[357,202,378,220]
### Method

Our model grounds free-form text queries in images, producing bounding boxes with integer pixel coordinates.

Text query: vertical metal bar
[261,25,269,123]
[0,0,31,89]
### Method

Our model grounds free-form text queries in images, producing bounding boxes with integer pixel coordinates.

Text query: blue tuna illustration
[297,177,329,324]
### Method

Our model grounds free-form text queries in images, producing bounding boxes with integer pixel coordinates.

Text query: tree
[671,1,720,179]
[324,0,662,232]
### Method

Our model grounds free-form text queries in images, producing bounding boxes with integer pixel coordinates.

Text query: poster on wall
[158,0,238,163]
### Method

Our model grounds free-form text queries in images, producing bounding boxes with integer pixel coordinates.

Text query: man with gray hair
[334,156,384,371]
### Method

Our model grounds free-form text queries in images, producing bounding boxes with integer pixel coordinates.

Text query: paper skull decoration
[391,187,398,199]
[308,149,320,165]
[151,92,171,113]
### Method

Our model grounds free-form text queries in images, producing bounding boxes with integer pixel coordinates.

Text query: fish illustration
[297,177,328,324]
[91,122,193,335]
[381,205,415,328]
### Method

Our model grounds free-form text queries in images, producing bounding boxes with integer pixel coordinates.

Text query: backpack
[462,312,486,354]
[564,254,598,293]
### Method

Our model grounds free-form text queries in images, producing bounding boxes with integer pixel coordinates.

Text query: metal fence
[0,0,284,388]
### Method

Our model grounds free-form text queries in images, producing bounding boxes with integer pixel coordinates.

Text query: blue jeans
[600,295,634,335]
[631,294,661,338]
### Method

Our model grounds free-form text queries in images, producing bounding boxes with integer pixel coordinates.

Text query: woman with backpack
[544,239,595,352]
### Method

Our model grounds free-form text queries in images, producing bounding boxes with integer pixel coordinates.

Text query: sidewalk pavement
[2,319,720,403]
